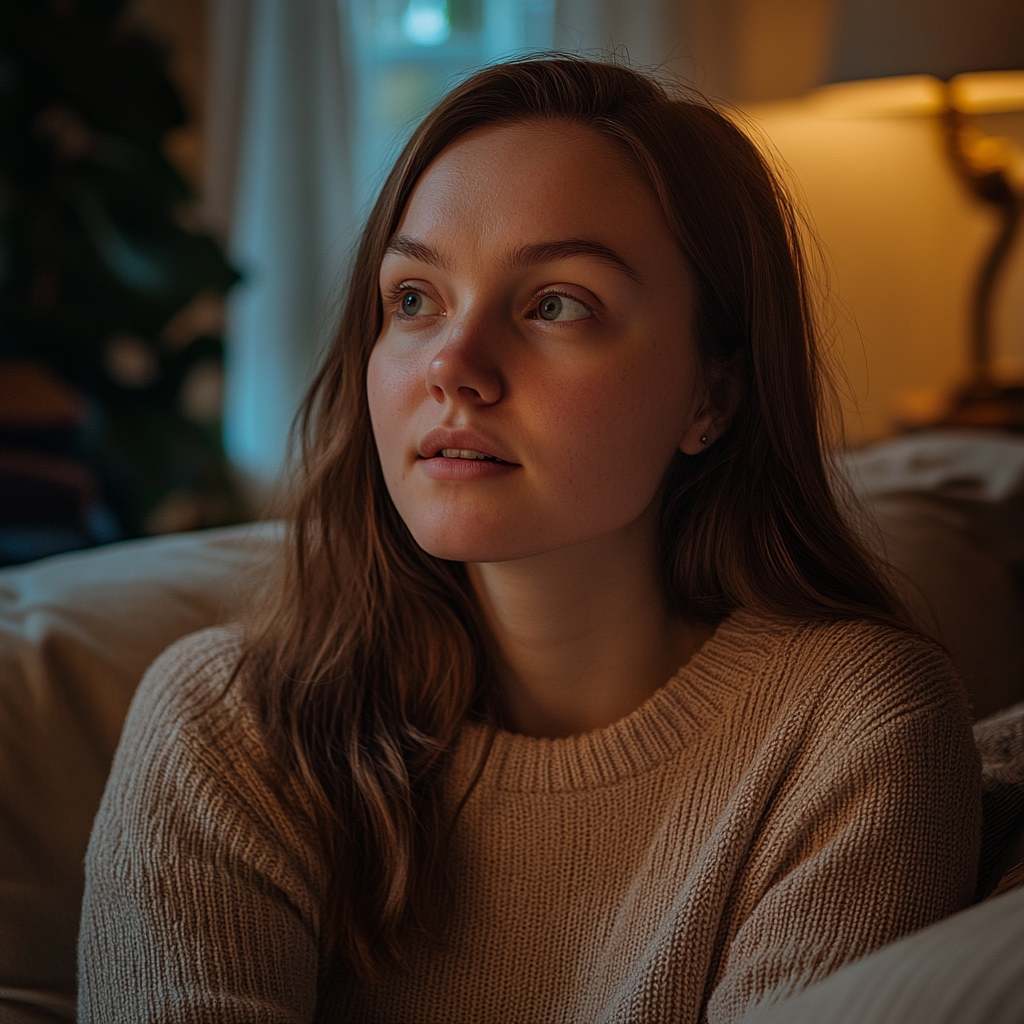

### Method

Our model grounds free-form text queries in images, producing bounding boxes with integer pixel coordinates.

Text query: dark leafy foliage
[0,0,244,539]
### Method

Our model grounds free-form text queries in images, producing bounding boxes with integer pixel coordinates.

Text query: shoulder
[92,622,324,888]
[724,610,967,726]
[135,622,245,710]
[81,632,326,1019]
[706,616,983,1022]
[124,624,252,750]
[108,624,289,833]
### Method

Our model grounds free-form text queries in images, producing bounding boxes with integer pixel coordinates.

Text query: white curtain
[212,0,356,492]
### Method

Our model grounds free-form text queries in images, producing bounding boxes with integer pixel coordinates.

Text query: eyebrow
[383,234,639,282]
[505,239,639,282]
[383,235,452,271]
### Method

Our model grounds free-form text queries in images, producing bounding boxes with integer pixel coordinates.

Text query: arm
[77,628,326,1024]
[708,627,981,1023]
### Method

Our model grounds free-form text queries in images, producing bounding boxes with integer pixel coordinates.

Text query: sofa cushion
[975,700,1024,896]
[841,430,1024,719]
[0,522,281,1020]
[734,885,1024,1024]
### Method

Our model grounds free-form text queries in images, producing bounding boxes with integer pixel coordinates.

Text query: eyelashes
[526,290,593,322]
[386,287,442,319]
[384,284,596,323]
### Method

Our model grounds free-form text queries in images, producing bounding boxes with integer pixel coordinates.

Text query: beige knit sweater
[78,611,980,1024]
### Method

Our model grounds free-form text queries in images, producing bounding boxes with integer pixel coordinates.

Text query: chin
[399,508,540,564]
[393,493,655,566]
[391,495,512,562]
[408,527,526,564]
[403,510,634,565]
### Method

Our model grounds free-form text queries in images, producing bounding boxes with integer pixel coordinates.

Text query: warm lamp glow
[776,71,1024,119]
[742,73,1024,441]
[802,75,947,117]
[951,71,1024,114]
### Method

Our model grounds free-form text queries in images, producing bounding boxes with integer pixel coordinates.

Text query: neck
[468,506,715,739]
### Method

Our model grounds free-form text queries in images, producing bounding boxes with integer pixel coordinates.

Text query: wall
[747,93,1023,442]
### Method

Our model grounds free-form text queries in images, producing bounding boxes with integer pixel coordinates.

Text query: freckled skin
[368,119,714,565]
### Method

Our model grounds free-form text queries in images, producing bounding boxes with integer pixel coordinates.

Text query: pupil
[539,295,562,320]
[402,292,422,314]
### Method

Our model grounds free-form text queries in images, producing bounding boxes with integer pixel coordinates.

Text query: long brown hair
[237,56,904,981]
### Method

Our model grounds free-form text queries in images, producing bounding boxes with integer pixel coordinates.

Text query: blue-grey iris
[539,295,562,320]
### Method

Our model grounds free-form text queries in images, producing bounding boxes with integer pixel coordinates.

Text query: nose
[425,318,503,406]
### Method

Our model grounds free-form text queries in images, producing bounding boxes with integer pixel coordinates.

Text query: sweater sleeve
[706,623,981,1024]
[77,627,327,1024]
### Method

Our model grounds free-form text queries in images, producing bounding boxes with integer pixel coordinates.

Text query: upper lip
[417,427,518,464]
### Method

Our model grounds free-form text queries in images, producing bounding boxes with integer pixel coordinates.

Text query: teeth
[441,448,496,461]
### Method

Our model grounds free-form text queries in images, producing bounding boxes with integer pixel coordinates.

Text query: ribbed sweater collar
[456,609,770,794]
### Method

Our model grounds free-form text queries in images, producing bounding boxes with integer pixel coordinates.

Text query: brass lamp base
[941,80,1023,435]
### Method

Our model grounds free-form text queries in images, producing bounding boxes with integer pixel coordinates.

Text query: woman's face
[368,119,711,563]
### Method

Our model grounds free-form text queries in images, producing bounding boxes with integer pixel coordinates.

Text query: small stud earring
[700,434,709,446]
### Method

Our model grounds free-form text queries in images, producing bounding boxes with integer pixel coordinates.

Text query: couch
[1,430,1023,1023]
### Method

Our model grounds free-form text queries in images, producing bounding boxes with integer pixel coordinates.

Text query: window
[347,0,556,212]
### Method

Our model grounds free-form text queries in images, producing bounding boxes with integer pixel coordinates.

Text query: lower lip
[418,456,519,480]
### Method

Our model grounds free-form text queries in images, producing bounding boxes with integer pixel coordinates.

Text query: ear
[678,361,740,455]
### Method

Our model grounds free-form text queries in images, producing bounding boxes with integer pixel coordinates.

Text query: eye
[394,288,441,318]
[535,293,593,322]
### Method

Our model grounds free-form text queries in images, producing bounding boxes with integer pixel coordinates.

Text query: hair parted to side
[236,55,906,981]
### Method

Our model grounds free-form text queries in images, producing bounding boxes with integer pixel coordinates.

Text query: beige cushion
[734,884,1024,1024]
[841,430,1024,720]
[975,700,1024,895]
[862,494,1024,719]
[0,523,281,1021]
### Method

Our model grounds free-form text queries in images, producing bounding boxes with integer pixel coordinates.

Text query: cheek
[366,346,387,418]
[548,346,695,480]
[366,345,413,478]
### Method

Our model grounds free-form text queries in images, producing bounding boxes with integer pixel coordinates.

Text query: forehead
[394,119,672,251]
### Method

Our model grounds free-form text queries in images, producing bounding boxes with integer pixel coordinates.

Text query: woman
[78,57,980,1023]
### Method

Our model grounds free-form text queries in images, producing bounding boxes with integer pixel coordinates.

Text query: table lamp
[828,0,1024,429]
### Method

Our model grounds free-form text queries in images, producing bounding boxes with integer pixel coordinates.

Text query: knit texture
[78,611,980,1023]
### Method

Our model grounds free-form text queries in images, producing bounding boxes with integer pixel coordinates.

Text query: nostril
[425,345,503,405]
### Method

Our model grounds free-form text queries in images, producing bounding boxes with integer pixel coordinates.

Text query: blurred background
[1,0,1022,564]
